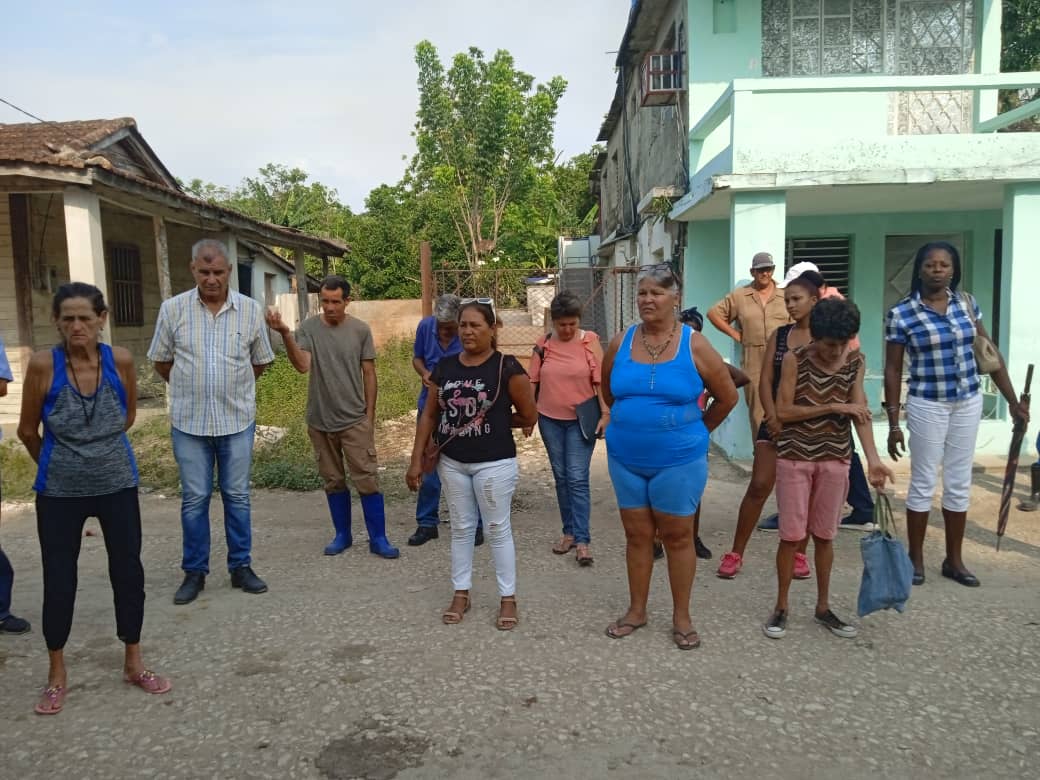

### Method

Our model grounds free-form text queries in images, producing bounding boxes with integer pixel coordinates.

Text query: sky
[0,0,633,211]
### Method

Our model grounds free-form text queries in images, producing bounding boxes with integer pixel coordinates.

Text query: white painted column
[1001,183,1040,405]
[974,0,1002,127]
[224,232,239,294]
[153,216,172,300]
[63,187,112,345]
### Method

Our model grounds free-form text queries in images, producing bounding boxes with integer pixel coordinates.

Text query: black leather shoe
[230,566,268,594]
[941,559,980,587]
[408,526,439,546]
[474,526,485,547]
[0,614,31,634]
[174,571,206,605]
[653,542,665,561]
[694,536,713,560]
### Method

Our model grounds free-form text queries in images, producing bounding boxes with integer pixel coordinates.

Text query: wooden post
[8,195,35,373]
[153,216,172,301]
[321,256,330,278]
[293,248,308,326]
[420,240,433,317]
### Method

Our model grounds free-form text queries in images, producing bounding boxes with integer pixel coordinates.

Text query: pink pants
[775,458,850,542]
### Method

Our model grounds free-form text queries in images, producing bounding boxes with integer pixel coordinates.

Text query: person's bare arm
[509,373,538,428]
[707,297,742,343]
[586,338,610,435]
[727,364,750,389]
[693,333,738,432]
[758,329,780,435]
[884,341,906,461]
[17,351,51,463]
[114,347,138,430]
[976,319,1030,425]
[265,310,310,373]
[252,362,271,379]
[153,361,173,382]
[412,356,431,387]
[362,359,377,426]
[849,355,894,488]
[406,388,441,492]
[776,352,869,424]
[600,332,624,409]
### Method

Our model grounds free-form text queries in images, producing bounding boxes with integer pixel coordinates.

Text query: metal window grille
[107,244,144,326]
[785,236,851,295]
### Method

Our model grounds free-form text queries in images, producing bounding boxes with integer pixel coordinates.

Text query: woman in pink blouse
[530,292,610,566]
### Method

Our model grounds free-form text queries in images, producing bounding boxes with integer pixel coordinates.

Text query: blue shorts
[607,453,708,517]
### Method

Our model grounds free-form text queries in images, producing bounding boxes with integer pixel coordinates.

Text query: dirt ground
[1,429,1038,779]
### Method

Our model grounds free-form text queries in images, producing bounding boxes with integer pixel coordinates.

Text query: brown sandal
[442,591,470,624]
[552,535,575,555]
[496,596,519,631]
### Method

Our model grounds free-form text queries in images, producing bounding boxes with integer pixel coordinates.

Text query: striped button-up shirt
[148,288,275,436]
[885,289,981,402]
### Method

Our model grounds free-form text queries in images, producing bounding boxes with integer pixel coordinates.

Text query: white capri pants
[437,455,519,597]
[905,392,983,513]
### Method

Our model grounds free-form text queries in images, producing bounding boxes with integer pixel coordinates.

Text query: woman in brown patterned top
[763,299,893,640]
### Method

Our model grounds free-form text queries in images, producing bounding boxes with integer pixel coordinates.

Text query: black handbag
[575,395,602,443]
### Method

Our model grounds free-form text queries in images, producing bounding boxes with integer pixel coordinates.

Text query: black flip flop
[672,628,701,650]
[941,560,980,587]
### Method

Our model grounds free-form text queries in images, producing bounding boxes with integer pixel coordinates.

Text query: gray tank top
[33,345,139,497]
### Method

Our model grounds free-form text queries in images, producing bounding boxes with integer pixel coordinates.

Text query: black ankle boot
[408,526,439,546]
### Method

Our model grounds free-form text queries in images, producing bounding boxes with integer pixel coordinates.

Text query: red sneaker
[716,551,743,579]
[794,552,812,580]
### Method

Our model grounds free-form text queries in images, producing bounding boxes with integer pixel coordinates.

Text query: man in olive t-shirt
[266,276,399,559]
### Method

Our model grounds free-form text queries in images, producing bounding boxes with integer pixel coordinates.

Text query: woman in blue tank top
[602,265,739,649]
[18,283,170,715]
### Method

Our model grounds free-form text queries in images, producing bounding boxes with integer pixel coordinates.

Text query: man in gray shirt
[266,276,399,559]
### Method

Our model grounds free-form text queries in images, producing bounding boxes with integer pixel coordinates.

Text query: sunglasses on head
[459,297,497,322]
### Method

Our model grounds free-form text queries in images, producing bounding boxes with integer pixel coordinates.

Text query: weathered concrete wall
[0,197,19,420]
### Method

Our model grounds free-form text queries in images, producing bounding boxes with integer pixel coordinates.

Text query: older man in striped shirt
[148,238,275,605]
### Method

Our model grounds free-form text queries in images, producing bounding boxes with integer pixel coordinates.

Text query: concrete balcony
[671,72,1040,221]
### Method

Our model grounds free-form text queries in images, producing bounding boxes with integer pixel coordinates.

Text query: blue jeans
[847,451,874,517]
[0,547,13,621]
[172,424,255,574]
[538,415,595,544]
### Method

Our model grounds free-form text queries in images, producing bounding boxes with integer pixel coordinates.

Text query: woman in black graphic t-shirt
[407,300,537,631]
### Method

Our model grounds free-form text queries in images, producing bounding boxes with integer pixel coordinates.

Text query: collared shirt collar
[194,287,238,312]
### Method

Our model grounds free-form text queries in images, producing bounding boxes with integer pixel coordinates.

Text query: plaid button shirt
[885,289,981,401]
[148,288,275,436]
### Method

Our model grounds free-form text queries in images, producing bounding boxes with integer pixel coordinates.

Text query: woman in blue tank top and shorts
[18,283,170,715]
[602,265,739,649]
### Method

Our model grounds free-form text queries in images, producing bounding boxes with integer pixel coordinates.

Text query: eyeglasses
[459,297,497,323]
[638,263,673,273]
[752,267,776,274]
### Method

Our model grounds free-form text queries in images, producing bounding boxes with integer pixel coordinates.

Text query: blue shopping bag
[857,492,914,617]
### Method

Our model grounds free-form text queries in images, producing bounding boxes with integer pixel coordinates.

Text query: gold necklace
[639,320,677,390]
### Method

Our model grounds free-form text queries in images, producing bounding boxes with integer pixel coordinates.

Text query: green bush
[0,439,36,502]
[375,337,420,423]
[251,421,323,491]
[130,416,181,494]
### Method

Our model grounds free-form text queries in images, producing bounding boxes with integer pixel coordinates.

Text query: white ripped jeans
[437,455,519,596]
[905,392,983,513]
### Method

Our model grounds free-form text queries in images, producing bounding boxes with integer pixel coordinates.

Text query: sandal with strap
[34,685,66,715]
[496,596,519,631]
[552,535,575,555]
[672,627,701,650]
[124,669,173,694]
[442,591,471,624]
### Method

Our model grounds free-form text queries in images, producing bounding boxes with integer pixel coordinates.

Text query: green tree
[411,41,567,272]
[1001,0,1040,127]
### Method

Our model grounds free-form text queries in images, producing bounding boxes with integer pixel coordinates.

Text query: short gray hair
[433,294,461,323]
[191,238,230,265]
[636,262,680,291]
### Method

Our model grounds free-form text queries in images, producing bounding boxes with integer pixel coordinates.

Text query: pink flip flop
[34,685,66,715]
[124,670,172,694]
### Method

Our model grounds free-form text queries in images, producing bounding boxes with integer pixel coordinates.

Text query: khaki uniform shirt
[709,283,791,351]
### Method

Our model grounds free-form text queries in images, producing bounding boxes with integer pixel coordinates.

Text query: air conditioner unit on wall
[641,51,685,107]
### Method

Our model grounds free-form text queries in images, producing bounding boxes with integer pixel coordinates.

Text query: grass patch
[0,440,36,502]
[0,339,420,498]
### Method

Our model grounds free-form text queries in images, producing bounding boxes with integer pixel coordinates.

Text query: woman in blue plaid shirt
[884,242,1029,588]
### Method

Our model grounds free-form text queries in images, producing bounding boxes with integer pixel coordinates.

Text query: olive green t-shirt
[296,314,376,432]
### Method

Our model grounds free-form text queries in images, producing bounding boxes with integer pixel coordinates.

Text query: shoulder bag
[959,291,1002,375]
[857,491,914,617]
[421,354,505,474]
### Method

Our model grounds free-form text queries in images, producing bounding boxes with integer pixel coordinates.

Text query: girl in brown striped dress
[763,299,893,640]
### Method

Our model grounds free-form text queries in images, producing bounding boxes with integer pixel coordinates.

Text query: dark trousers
[36,487,145,651]
[0,546,14,621]
[847,451,875,517]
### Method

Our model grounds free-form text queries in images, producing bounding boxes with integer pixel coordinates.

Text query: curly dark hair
[809,298,860,342]
[910,241,961,296]
[679,306,704,331]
